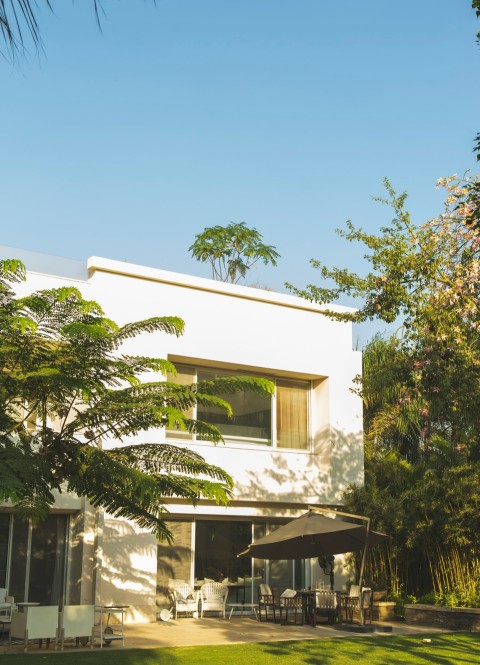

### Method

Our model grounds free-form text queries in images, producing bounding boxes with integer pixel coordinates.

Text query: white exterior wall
[4,252,363,622]
[85,258,363,507]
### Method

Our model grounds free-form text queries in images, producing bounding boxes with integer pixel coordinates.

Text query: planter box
[371,601,396,622]
[405,604,480,631]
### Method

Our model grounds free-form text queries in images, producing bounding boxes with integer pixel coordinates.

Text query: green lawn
[3,634,480,665]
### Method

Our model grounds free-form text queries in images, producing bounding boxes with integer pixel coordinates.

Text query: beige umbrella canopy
[239,509,389,626]
[239,510,388,560]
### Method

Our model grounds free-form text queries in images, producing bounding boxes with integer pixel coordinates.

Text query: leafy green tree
[189,222,280,284]
[0,259,273,541]
[289,173,480,459]
[301,173,480,601]
[344,336,480,600]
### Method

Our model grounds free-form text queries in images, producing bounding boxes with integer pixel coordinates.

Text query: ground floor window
[1,513,68,605]
[194,520,251,583]
[157,518,307,607]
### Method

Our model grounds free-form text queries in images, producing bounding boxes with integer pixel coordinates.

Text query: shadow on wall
[157,521,193,608]
[236,427,363,510]
[97,518,158,620]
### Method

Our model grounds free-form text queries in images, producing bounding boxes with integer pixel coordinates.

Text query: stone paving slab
[0,617,451,654]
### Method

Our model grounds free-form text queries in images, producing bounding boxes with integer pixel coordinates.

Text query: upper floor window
[166,364,310,450]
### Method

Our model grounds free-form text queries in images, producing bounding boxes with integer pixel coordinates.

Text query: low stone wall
[405,604,480,631]
[371,601,396,622]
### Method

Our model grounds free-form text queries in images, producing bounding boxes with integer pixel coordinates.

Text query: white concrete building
[0,247,363,622]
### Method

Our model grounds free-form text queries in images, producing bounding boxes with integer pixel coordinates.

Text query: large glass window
[2,514,67,605]
[197,369,272,443]
[157,518,307,609]
[28,516,67,605]
[167,364,310,450]
[194,520,252,585]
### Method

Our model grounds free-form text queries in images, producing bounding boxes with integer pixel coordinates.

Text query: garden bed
[404,603,480,630]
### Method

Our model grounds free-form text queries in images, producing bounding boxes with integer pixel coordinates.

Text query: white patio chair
[199,582,229,618]
[10,605,59,652]
[0,588,16,624]
[58,604,95,650]
[170,582,199,619]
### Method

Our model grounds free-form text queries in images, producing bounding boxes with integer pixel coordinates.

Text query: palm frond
[197,375,275,396]
[115,317,185,343]
[108,443,233,486]
[67,443,231,540]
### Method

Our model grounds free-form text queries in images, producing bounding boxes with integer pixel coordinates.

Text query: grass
[2,634,480,665]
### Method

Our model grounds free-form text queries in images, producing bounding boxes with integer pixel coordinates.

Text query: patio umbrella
[238,510,388,560]
[238,509,389,625]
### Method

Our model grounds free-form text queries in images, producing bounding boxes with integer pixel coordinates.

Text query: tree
[0,259,273,541]
[0,1,106,59]
[288,173,480,459]
[189,222,280,284]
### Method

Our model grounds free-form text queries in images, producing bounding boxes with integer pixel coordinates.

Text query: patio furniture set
[257,584,373,626]
[166,579,372,627]
[0,590,128,652]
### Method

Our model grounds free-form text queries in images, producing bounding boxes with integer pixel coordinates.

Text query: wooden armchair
[315,589,337,624]
[280,592,304,625]
[257,584,279,622]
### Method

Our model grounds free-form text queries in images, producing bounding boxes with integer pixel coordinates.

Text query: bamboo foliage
[429,545,480,605]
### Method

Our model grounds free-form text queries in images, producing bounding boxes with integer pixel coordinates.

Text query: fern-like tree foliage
[0,259,274,541]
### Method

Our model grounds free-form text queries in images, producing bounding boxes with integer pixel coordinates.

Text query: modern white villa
[0,246,363,622]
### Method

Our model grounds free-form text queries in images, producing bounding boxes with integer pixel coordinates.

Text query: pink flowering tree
[290,171,480,602]
[289,173,480,459]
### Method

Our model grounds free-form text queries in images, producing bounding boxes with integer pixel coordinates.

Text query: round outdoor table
[16,602,40,612]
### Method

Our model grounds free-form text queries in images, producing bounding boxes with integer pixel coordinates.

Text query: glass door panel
[0,514,10,589]
[194,520,252,602]
[28,515,67,605]
[8,518,29,602]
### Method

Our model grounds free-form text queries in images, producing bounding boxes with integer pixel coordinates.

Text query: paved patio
[0,616,451,654]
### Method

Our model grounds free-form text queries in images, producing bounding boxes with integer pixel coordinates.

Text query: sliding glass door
[2,514,68,605]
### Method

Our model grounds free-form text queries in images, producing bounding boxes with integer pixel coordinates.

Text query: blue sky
[1,0,479,344]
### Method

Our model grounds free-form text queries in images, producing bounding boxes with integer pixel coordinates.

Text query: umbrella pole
[357,516,371,626]
[308,506,372,626]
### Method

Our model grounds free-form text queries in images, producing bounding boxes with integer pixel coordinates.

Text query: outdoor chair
[170,582,199,619]
[9,605,59,652]
[338,584,359,623]
[58,604,95,650]
[199,582,229,618]
[338,585,372,624]
[279,591,303,625]
[315,589,337,624]
[0,589,16,630]
[257,584,280,622]
[360,587,373,624]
